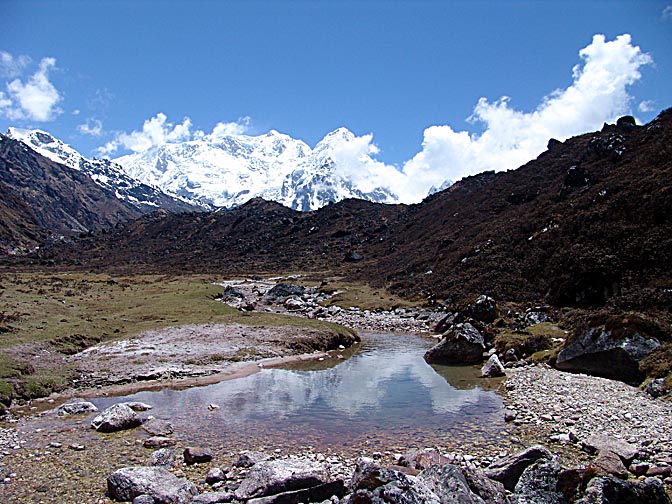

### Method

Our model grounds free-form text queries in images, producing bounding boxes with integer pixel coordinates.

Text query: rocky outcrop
[91,403,141,433]
[556,320,660,384]
[57,401,98,415]
[106,466,197,504]
[424,323,486,365]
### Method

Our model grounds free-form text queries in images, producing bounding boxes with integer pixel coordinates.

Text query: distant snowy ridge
[114,127,399,211]
[6,128,203,213]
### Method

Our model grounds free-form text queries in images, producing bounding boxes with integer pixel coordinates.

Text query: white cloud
[0,54,62,122]
[639,100,655,113]
[77,118,103,136]
[99,114,251,155]
[333,33,652,203]
[663,5,672,19]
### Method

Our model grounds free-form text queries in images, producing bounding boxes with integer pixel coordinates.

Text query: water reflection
[91,333,504,440]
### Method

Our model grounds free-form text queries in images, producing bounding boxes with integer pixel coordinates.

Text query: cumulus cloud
[639,100,655,113]
[99,114,251,155]
[330,34,653,203]
[77,118,103,136]
[663,5,672,19]
[0,54,62,122]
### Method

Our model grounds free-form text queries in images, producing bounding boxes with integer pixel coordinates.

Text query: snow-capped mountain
[114,128,399,211]
[6,128,201,213]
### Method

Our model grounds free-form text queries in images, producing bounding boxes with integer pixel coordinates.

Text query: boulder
[462,466,509,504]
[234,458,330,500]
[57,400,98,416]
[485,445,553,491]
[126,401,153,411]
[398,448,453,470]
[466,295,498,323]
[418,464,485,504]
[184,447,212,464]
[513,457,564,504]
[346,459,440,503]
[132,495,155,504]
[592,451,628,479]
[481,354,506,378]
[91,403,141,433]
[581,434,638,465]
[575,476,671,504]
[265,284,305,301]
[556,323,660,384]
[143,419,174,437]
[424,323,485,365]
[206,467,228,485]
[107,466,197,504]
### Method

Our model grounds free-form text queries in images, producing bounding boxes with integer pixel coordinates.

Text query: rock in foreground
[424,323,485,365]
[91,403,141,433]
[107,466,197,503]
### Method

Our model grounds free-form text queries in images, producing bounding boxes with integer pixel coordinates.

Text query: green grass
[0,271,356,404]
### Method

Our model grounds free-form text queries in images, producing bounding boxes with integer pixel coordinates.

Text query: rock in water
[183,447,213,464]
[91,403,141,433]
[57,401,98,415]
[424,323,485,364]
[481,354,506,377]
[107,466,197,504]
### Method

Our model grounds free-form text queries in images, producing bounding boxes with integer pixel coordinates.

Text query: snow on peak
[6,127,84,169]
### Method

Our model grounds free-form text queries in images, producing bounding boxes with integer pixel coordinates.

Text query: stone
[504,409,517,422]
[57,401,98,415]
[144,437,177,449]
[234,458,330,500]
[645,378,667,398]
[206,467,228,485]
[503,348,518,363]
[126,402,153,412]
[629,462,650,476]
[466,295,498,324]
[398,448,452,470]
[424,323,485,365]
[235,450,273,468]
[581,434,639,464]
[148,448,176,468]
[143,419,174,437]
[132,495,155,504]
[524,307,552,326]
[481,354,506,378]
[592,450,628,479]
[192,491,235,504]
[107,466,197,504]
[184,447,212,464]
[513,457,564,504]
[616,115,637,130]
[91,403,141,433]
[344,252,364,263]
[462,466,509,504]
[346,460,440,504]
[646,466,672,478]
[265,284,305,301]
[485,445,553,491]
[575,476,671,504]
[556,323,660,384]
[245,480,345,503]
[418,464,485,504]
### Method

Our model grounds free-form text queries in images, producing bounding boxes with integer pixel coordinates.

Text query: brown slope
[0,135,142,253]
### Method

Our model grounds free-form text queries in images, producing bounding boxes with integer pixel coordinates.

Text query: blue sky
[1,0,671,200]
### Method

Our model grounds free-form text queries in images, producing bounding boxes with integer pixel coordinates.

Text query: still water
[90,333,506,450]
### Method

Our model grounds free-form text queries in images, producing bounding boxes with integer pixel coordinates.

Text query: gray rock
[192,491,235,504]
[91,403,141,433]
[132,495,155,504]
[462,466,510,504]
[575,476,671,504]
[265,283,305,301]
[398,448,453,470]
[143,419,174,437]
[246,480,345,503]
[107,466,197,504]
[645,378,667,398]
[57,400,98,416]
[184,446,212,464]
[418,464,485,504]
[144,437,177,449]
[581,434,639,464]
[481,354,506,378]
[126,401,153,411]
[503,348,518,363]
[148,448,176,468]
[206,467,228,485]
[485,445,552,491]
[234,458,330,500]
[556,324,660,384]
[346,460,440,503]
[424,323,485,365]
[513,457,564,504]
[467,295,498,324]
[235,451,272,468]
